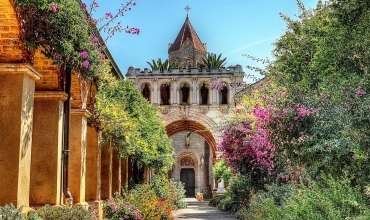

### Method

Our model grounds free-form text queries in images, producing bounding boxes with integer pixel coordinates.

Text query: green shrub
[0,204,29,220]
[102,198,142,220]
[238,176,370,220]
[147,175,186,210]
[30,205,93,220]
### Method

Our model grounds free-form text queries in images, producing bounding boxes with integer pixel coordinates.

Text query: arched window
[142,84,150,103]
[180,83,190,104]
[199,83,209,105]
[160,84,170,105]
[220,85,228,104]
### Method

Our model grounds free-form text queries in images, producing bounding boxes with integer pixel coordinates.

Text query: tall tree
[146,58,171,71]
[199,52,227,68]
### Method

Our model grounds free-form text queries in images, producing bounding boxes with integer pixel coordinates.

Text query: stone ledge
[34,91,68,101]
[0,63,42,81]
[71,109,92,118]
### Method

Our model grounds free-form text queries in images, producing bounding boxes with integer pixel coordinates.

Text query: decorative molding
[34,91,68,101]
[161,106,170,114]
[0,63,42,81]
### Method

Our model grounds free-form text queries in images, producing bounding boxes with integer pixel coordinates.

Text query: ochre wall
[0,0,22,63]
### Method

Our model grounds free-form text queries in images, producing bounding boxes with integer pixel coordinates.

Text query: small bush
[237,176,370,220]
[30,205,93,220]
[0,204,28,220]
[102,198,142,220]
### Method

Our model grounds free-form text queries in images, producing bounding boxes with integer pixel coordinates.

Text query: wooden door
[180,168,195,197]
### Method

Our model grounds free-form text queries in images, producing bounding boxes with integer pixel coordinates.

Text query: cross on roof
[184,5,191,14]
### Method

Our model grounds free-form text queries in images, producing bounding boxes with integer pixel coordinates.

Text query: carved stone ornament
[161,106,170,114]
[198,106,208,114]
[180,157,195,167]
[219,106,229,114]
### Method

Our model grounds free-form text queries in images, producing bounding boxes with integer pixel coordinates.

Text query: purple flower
[81,51,88,58]
[313,90,317,93]
[236,108,241,113]
[51,3,57,12]
[82,61,89,68]
[82,2,87,9]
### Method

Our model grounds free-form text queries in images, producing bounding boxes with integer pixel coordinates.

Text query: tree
[146,58,171,71]
[93,61,174,173]
[198,52,227,69]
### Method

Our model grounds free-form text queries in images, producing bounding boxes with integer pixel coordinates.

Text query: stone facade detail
[126,14,245,195]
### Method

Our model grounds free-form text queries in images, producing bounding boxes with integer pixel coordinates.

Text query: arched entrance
[166,120,216,198]
[180,168,195,197]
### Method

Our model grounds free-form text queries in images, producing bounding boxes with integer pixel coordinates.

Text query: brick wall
[0,0,23,63]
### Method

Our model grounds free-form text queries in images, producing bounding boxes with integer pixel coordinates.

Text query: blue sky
[87,0,319,82]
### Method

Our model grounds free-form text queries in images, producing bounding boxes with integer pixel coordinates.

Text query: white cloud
[226,35,279,56]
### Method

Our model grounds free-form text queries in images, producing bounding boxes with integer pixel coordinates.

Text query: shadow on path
[173,198,237,220]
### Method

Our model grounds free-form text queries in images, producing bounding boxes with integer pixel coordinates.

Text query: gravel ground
[172,198,237,220]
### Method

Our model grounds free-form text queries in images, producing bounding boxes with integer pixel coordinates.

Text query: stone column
[153,78,158,105]
[30,91,67,206]
[212,77,218,105]
[203,141,212,199]
[69,109,91,206]
[192,78,197,105]
[0,64,42,209]
[172,78,178,105]
[100,140,112,199]
[121,157,128,191]
[112,148,121,195]
[85,126,100,202]
[85,127,102,219]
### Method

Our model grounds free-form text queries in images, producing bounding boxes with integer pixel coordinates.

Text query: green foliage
[104,176,186,219]
[94,62,174,173]
[102,198,143,220]
[15,0,102,78]
[237,176,370,220]
[265,0,370,186]
[213,159,232,184]
[146,175,187,210]
[29,205,93,220]
[0,204,28,220]
[199,52,227,68]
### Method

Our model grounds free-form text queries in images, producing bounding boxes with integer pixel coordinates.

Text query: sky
[86,0,319,82]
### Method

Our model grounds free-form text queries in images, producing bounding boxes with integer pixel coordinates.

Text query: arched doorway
[166,120,217,198]
[180,168,195,197]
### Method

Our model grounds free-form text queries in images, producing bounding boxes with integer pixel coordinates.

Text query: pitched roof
[168,15,206,53]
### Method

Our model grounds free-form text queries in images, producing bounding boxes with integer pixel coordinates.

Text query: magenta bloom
[81,51,88,58]
[105,12,113,19]
[92,36,99,43]
[236,108,241,113]
[51,3,57,12]
[82,61,89,68]
[82,2,87,9]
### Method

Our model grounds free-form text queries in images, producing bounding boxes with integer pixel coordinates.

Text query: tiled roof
[168,16,206,53]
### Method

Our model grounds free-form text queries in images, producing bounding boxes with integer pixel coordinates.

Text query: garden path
[172,198,237,220]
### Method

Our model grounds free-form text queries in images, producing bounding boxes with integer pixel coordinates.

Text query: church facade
[126,15,244,197]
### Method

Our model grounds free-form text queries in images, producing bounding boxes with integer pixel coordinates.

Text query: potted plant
[195,192,203,201]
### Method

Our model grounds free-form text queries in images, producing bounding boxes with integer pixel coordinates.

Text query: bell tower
[168,8,207,69]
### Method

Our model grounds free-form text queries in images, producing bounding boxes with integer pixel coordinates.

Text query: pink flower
[81,51,88,58]
[105,12,113,19]
[92,36,99,43]
[82,61,89,68]
[51,3,57,12]
[236,108,241,113]
[313,90,317,93]
[82,2,87,9]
